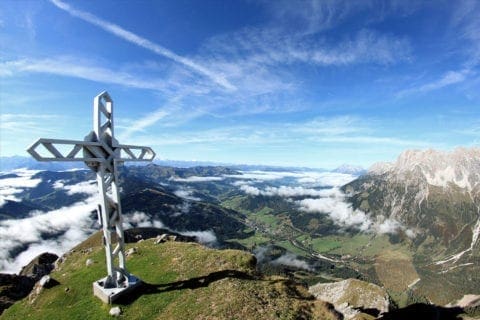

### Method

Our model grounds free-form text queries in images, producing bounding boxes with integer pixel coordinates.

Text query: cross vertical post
[27,91,155,303]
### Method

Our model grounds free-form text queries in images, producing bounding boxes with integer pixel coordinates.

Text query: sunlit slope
[2,232,339,320]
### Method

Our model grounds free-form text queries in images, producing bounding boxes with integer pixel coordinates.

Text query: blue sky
[0,0,479,169]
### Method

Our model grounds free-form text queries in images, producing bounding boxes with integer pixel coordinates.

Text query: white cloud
[239,185,261,196]
[291,116,429,148]
[118,109,169,140]
[63,180,97,196]
[451,0,480,64]
[296,172,356,187]
[240,185,337,198]
[0,58,169,91]
[268,0,355,34]
[52,180,65,190]
[232,171,410,234]
[0,169,42,207]
[233,171,356,193]
[173,188,201,201]
[310,29,411,65]
[227,170,306,181]
[267,0,419,35]
[1,114,60,121]
[203,28,411,72]
[422,70,470,90]
[298,196,373,231]
[170,176,224,183]
[0,194,98,273]
[172,202,191,217]
[313,135,429,147]
[272,253,313,271]
[376,217,401,234]
[374,215,415,237]
[121,212,217,245]
[0,172,214,273]
[296,188,414,236]
[253,246,269,263]
[123,211,164,229]
[49,0,235,91]
[397,69,472,97]
[179,230,217,245]
[127,126,279,147]
[294,116,366,136]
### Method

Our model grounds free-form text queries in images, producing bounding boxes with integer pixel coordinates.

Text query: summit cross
[27,91,155,303]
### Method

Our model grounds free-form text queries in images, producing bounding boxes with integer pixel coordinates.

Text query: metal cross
[27,91,155,303]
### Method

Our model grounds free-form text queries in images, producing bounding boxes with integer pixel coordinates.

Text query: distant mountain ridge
[0,156,349,173]
[0,156,85,172]
[333,164,366,175]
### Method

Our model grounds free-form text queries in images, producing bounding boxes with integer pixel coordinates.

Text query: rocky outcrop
[0,273,35,315]
[0,252,59,315]
[19,252,58,281]
[309,278,390,319]
[124,227,197,243]
[447,294,480,318]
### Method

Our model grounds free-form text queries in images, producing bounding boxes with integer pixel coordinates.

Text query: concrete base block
[93,274,142,304]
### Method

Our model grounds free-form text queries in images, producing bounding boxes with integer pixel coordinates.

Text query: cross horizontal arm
[117,144,156,161]
[27,138,155,162]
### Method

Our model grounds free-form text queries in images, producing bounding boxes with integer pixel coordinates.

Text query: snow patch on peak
[369,147,480,191]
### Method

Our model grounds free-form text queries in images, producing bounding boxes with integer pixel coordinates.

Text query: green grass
[2,234,340,320]
[310,237,342,253]
[221,196,248,213]
[254,212,278,227]
[256,206,274,215]
[229,233,271,248]
[277,240,308,257]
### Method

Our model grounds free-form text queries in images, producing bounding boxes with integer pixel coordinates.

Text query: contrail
[49,0,236,91]
[118,108,169,140]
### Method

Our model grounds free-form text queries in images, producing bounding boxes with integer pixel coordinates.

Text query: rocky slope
[309,278,390,319]
[343,147,480,304]
[346,147,480,255]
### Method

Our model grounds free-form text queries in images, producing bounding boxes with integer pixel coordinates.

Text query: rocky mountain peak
[369,147,480,191]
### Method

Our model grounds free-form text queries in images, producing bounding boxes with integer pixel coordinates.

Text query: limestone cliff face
[341,148,480,306]
[344,147,480,261]
[309,278,390,319]
[369,148,480,192]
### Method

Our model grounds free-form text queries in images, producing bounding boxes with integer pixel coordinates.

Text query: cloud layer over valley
[0,175,98,273]
[0,166,413,274]
[0,170,218,273]
[233,170,413,236]
[0,169,42,207]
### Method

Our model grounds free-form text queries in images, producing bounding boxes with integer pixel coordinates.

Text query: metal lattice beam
[27,91,155,303]
[27,139,155,162]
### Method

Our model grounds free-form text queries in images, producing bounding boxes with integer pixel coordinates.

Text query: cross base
[93,274,142,304]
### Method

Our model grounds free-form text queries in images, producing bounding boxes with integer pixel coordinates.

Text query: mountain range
[1,148,479,318]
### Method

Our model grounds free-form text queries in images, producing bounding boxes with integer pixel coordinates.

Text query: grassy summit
[1,232,339,320]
